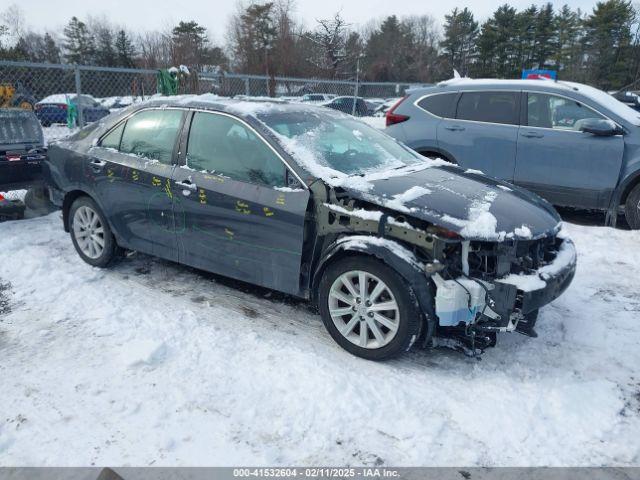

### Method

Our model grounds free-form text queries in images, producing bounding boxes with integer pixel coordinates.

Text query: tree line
[0,0,638,90]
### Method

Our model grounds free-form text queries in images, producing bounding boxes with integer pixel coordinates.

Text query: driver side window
[186,112,286,187]
[527,93,606,131]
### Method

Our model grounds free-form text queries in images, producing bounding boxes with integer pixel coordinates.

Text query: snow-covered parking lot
[1,211,639,466]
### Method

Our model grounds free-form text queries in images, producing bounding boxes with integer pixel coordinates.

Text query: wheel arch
[62,189,111,233]
[311,237,437,339]
[608,170,640,226]
[619,171,640,207]
[416,147,457,164]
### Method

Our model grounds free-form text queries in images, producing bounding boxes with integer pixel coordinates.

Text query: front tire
[318,256,422,360]
[69,196,118,267]
[625,183,640,229]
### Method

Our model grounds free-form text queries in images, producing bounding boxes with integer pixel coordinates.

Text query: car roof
[131,95,334,118]
[407,78,583,95]
[405,78,640,126]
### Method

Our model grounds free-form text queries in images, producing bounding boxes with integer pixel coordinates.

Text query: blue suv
[385,79,640,229]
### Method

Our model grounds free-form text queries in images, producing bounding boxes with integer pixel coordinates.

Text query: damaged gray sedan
[44,97,576,360]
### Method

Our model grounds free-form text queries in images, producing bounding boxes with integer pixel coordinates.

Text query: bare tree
[306,12,350,78]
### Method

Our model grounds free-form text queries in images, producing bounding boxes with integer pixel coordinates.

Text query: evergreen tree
[364,15,414,81]
[553,5,585,79]
[115,30,136,67]
[232,3,277,76]
[441,7,478,75]
[171,20,210,68]
[533,3,556,67]
[584,0,636,89]
[63,16,95,64]
[515,5,539,71]
[475,5,519,78]
[42,33,61,63]
[94,27,116,66]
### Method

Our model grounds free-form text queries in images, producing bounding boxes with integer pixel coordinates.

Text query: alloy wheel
[328,270,400,349]
[73,205,105,259]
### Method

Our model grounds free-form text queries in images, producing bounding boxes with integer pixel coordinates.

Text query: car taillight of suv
[385,96,410,127]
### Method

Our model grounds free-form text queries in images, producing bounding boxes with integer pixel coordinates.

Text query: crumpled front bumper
[492,237,577,319]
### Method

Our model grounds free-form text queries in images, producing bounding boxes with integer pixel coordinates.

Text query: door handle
[444,125,465,132]
[521,131,544,138]
[175,179,197,191]
[89,159,106,171]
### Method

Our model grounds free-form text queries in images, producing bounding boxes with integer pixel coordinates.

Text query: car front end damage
[315,187,577,354]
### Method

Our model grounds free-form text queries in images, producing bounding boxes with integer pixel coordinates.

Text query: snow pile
[0,215,639,465]
[119,339,168,368]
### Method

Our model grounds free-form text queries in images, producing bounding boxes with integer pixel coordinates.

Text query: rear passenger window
[119,109,183,164]
[417,93,457,117]
[456,92,519,125]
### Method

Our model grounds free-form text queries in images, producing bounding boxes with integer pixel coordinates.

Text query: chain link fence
[0,60,424,128]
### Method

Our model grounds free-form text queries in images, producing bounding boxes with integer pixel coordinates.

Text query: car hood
[341,165,561,241]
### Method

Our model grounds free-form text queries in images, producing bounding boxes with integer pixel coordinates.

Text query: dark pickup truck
[0,109,47,192]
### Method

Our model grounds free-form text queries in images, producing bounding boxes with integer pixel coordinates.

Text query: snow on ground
[43,125,76,145]
[0,213,639,466]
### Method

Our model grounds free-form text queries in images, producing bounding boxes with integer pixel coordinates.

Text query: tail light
[59,104,68,110]
[386,96,410,127]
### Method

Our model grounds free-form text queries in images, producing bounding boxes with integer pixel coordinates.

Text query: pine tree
[553,5,585,79]
[442,7,478,75]
[43,33,61,63]
[364,16,415,81]
[515,5,538,71]
[63,16,95,64]
[171,20,210,68]
[115,30,135,68]
[94,27,116,66]
[584,0,635,89]
[534,3,556,68]
[475,5,519,78]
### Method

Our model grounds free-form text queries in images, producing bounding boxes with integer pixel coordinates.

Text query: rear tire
[69,196,118,268]
[318,256,422,360]
[625,183,640,229]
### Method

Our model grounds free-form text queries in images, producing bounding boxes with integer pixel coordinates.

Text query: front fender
[312,235,437,336]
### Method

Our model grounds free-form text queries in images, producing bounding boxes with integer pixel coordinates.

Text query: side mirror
[579,118,622,136]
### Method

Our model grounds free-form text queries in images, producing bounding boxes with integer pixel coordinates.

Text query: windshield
[258,110,422,176]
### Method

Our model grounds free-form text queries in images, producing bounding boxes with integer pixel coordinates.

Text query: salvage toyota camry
[44,96,576,360]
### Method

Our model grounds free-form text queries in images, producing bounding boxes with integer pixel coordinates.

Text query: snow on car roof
[425,77,640,126]
[37,94,75,104]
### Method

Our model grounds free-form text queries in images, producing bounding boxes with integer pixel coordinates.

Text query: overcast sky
[14,0,599,43]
